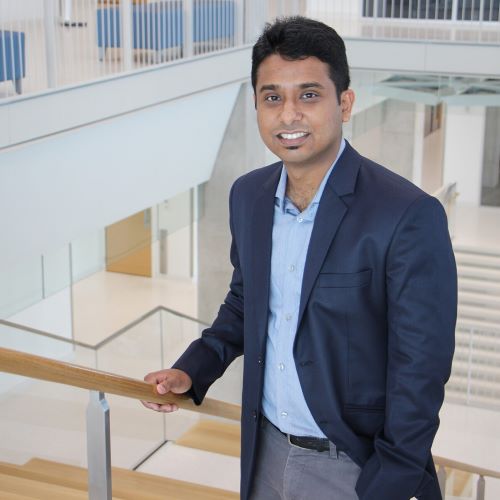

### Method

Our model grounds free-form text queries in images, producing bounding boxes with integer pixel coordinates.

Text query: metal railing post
[183,0,194,58]
[43,0,58,88]
[121,0,133,71]
[235,0,244,46]
[467,328,474,405]
[87,390,112,500]
[477,474,485,500]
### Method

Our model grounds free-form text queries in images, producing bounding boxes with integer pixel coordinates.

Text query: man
[143,17,456,500]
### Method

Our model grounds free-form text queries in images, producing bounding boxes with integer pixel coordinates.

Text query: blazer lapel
[250,163,282,348]
[297,142,361,329]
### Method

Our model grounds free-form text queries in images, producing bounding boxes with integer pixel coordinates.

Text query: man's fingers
[140,400,179,413]
[157,380,171,394]
[140,400,161,411]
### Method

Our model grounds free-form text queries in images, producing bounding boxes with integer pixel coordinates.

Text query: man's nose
[280,100,302,125]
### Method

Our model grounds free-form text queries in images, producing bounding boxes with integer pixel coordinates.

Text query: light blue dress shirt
[262,139,346,438]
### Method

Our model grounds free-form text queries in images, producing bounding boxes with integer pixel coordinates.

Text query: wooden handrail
[0,347,241,422]
[3,348,500,481]
[434,455,500,480]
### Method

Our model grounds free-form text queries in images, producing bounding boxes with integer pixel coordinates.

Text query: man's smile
[276,131,310,147]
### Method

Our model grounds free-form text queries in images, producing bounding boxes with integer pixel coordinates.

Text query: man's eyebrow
[258,82,325,93]
[259,84,279,93]
[299,82,325,89]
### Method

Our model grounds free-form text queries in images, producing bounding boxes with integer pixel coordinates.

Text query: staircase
[447,245,500,407]
[0,456,238,499]
[0,419,240,499]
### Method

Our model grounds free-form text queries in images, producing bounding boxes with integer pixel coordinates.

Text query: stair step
[0,471,92,500]
[0,461,80,491]
[175,420,241,458]
[456,319,500,335]
[457,265,500,282]
[458,291,500,308]
[455,332,500,352]
[453,350,500,367]
[458,304,500,322]
[454,244,500,259]
[22,458,238,500]
[451,360,500,380]
[447,378,500,397]
[458,277,500,295]
[455,253,500,270]
[446,389,500,408]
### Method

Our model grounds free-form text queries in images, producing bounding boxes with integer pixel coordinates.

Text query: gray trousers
[250,417,361,500]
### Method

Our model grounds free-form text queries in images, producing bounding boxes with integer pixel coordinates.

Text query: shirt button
[288,264,295,272]
[279,363,285,371]
[285,314,292,321]
[281,411,288,418]
[297,217,304,223]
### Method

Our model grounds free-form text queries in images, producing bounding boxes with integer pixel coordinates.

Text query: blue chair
[96,1,234,60]
[0,30,26,94]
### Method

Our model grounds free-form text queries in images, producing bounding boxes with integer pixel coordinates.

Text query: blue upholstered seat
[0,30,26,94]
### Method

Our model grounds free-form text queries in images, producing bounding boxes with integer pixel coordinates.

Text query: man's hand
[141,368,193,412]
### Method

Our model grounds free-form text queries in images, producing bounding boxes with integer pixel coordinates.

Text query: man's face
[255,54,354,171]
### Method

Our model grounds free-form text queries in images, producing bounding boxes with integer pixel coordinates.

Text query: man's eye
[302,92,318,99]
[264,95,280,102]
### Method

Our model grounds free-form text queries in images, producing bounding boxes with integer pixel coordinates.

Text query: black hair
[251,16,350,103]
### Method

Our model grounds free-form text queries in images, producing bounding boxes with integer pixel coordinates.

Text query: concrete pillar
[411,103,425,188]
[443,105,486,206]
[482,107,500,189]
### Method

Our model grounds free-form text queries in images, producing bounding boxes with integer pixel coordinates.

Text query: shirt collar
[274,138,346,213]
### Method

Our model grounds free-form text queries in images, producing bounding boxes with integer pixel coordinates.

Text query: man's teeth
[280,132,307,140]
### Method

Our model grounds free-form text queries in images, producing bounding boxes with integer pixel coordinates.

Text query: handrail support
[87,390,112,500]
[477,474,485,500]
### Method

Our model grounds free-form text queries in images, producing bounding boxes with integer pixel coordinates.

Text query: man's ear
[341,89,355,123]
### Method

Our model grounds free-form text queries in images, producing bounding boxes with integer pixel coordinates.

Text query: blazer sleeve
[172,182,245,404]
[356,195,457,500]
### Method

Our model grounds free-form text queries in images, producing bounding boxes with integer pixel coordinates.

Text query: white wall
[443,105,486,205]
[0,0,43,22]
[0,82,241,269]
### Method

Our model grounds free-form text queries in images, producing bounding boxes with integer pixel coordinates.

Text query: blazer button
[257,356,264,366]
[252,410,258,421]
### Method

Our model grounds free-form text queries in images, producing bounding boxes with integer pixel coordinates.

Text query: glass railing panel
[160,308,242,407]
[0,378,90,467]
[42,245,72,299]
[95,310,167,469]
[0,256,44,318]
[71,229,106,283]
[157,309,206,443]
[0,323,94,467]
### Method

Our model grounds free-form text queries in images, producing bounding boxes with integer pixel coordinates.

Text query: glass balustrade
[0,306,242,474]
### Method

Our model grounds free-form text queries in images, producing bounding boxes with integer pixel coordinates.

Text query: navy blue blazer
[173,142,457,500]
